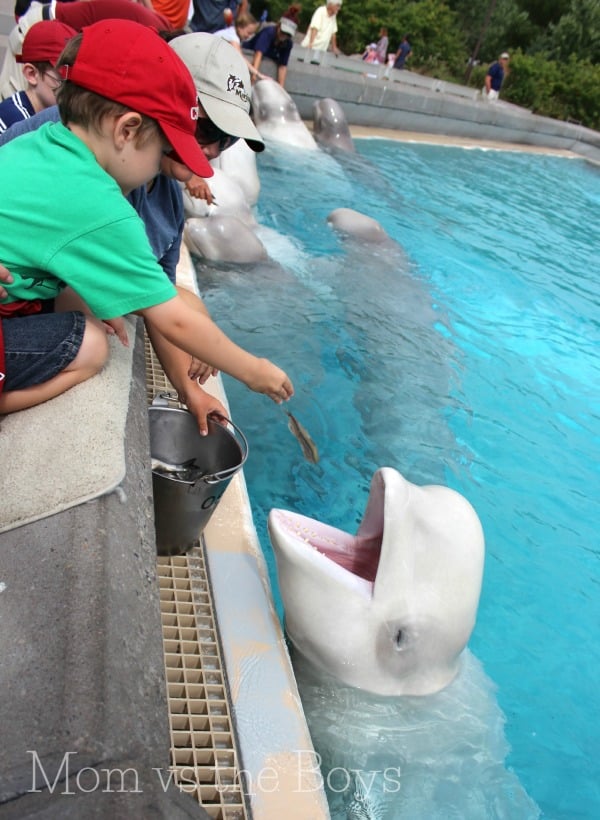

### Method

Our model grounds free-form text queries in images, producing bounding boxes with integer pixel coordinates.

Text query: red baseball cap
[58,19,213,178]
[16,21,77,65]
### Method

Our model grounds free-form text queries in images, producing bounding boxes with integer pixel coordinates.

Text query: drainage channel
[146,336,250,820]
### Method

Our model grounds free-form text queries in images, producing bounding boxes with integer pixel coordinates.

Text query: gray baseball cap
[170,33,264,153]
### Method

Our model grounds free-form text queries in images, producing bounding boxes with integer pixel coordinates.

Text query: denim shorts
[1,311,86,391]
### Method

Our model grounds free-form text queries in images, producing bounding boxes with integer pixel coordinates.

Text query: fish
[151,458,206,482]
[285,410,319,463]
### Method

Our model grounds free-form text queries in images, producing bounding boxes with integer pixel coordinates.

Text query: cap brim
[199,91,265,153]
[160,121,214,178]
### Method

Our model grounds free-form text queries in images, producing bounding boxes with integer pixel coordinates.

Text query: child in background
[242,4,301,87]
[213,9,258,48]
[0,20,293,416]
[0,20,75,133]
[361,42,379,64]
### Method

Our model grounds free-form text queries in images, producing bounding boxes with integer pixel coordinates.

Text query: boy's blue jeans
[1,311,85,391]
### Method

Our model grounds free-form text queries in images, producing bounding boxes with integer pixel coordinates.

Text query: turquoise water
[196,140,600,819]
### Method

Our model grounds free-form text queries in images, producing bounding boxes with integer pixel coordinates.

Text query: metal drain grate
[158,553,248,819]
[146,335,249,820]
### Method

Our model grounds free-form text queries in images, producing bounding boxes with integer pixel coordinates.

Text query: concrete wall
[252,46,600,163]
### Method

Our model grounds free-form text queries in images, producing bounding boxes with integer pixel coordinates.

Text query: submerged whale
[268,467,485,696]
[327,207,389,243]
[184,216,267,263]
[293,648,541,819]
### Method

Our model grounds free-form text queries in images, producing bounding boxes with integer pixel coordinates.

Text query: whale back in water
[184,216,267,263]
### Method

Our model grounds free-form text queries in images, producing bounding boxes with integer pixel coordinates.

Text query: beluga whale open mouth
[268,467,485,696]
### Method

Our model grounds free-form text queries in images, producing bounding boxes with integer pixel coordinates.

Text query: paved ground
[343,124,579,156]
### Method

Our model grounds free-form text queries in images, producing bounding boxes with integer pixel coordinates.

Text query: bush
[502,51,600,128]
[262,0,600,130]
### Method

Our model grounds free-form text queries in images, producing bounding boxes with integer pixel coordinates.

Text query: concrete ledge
[248,48,600,163]
[0,323,207,819]
[176,245,330,820]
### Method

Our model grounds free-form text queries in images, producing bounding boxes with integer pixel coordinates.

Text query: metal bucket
[149,397,248,556]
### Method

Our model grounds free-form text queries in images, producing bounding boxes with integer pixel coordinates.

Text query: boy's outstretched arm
[140,296,294,403]
[146,319,229,436]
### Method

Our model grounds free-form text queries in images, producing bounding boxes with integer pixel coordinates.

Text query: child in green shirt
[0,19,293,416]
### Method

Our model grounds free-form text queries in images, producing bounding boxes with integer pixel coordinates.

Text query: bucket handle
[204,417,249,484]
[152,391,249,484]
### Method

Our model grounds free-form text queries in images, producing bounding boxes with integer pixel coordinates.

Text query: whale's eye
[394,629,404,650]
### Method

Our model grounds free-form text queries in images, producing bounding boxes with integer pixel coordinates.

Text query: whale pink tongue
[315,533,381,583]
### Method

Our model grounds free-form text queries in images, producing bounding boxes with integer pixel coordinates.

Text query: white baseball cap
[170,33,265,153]
[279,17,298,36]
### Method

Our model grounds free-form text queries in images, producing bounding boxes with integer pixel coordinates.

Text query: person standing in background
[484,52,509,101]
[190,0,247,35]
[393,33,412,70]
[301,0,341,55]
[375,26,388,65]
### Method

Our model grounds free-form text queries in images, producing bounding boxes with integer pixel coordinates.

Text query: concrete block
[0,325,209,819]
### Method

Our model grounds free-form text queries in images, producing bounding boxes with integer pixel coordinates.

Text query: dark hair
[27,60,54,74]
[282,4,301,24]
[55,33,158,143]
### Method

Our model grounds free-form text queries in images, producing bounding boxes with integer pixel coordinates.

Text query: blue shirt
[394,40,411,69]
[487,61,505,92]
[190,0,240,34]
[0,91,35,135]
[243,24,293,67]
[0,106,184,283]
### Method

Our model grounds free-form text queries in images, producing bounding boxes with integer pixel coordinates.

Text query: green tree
[516,0,571,28]
[545,0,600,61]
[449,0,538,61]
[259,0,600,128]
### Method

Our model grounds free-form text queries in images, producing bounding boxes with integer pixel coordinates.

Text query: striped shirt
[0,91,35,135]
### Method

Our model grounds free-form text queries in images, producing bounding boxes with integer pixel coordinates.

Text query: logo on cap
[227,74,250,106]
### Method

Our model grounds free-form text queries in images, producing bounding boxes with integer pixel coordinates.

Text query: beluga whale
[268,467,485,696]
[251,79,318,150]
[313,98,355,153]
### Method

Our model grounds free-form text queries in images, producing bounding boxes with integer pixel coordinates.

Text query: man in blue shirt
[393,34,412,70]
[484,52,509,101]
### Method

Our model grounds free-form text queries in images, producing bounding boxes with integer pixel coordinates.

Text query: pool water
[196,140,600,819]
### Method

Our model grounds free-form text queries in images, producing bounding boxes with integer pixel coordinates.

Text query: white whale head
[252,79,318,150]
[268,467,485,696]
[313,98,355,153]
